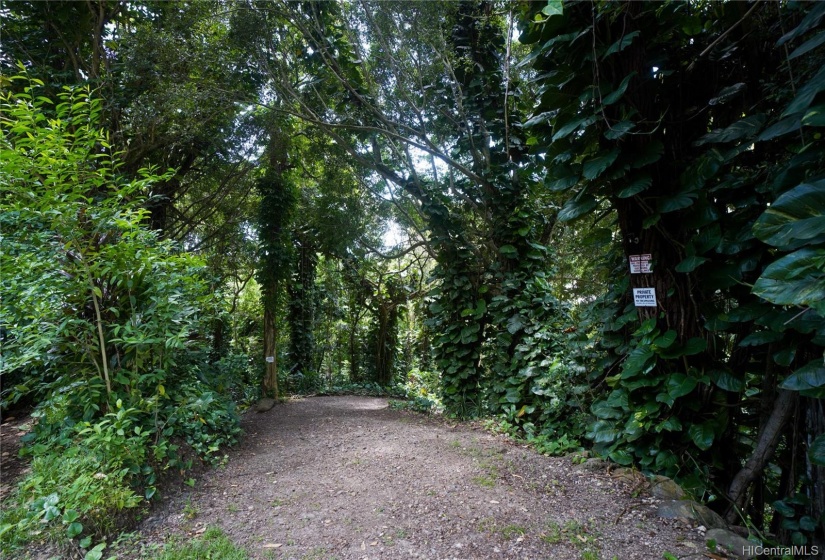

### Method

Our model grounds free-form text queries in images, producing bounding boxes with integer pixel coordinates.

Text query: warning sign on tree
[629,254,652,274]
[633,287,657,307]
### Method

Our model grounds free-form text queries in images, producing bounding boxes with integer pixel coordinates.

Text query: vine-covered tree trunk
[262,285,279,398]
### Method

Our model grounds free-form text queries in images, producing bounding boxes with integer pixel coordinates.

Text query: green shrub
[0,405,149,553]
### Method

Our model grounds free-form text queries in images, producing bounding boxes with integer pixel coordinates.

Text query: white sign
[265,356,275,363]
[629,254,652,274]
[633,287,657,307]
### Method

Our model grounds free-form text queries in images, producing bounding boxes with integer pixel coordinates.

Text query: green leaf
[499,244,518,258]
[652,330,677,349]
[608,448,634,465]
[604,120,635,140]
[583,149,619,180]
[758,116,802,141]
[67,522,83,538]
[708,83,747,106]
[752,248,825,313]
[659,192,697,213]
[84,543,106,560]
[710,369,744,392]
[603,32,640,59]
[781,65,825,117]
[602,72,636,105]
[541,0,563,17]
[657,416,683,432]
[739,330,784,346]
[789,31,825,60]
[558,193,598,222]
[630,141,664,168]
[773,348,796,367]
[682,337,707,356]
[675,255,709,273]
[621,347,655,378]
[688,421,715,451]
[753,182,825,247]
[460,323,480,343]
[809,434,825,467]
[777,2,825,46]
[695,114,766,145]
[666,373,698,400]
[552,115,596,142]
[506,315,525,335]
[773,500,796,518]
[802,104,825,127]
[799,516,818,532]
[62,509,80,523]
[588,420,620,443]
[617,174,652,198]
[780,360,825,391]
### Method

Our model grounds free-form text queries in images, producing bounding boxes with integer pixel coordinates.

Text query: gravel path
[129,396,707,560]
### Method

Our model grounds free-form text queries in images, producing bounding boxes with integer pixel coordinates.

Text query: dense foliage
[1,0,824,553]
[1,75,241,553]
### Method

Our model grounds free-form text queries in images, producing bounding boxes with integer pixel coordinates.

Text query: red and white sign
[629,254,652,274]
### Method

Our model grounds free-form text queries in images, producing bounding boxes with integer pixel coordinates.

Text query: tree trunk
[806,397,825,550]
[726,389,797,523]
[262,284,279,399]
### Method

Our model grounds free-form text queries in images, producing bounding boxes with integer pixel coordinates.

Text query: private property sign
[633,287,657,307]
[629,254,652,274]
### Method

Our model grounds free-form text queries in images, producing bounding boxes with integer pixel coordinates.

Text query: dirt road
[134,396,705,559]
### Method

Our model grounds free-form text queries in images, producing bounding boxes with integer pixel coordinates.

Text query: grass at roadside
[153,527,249,560]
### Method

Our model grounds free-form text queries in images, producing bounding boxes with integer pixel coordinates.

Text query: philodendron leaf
[753,181,825,247]
[752,248,825,314]
[675,255,709,273]
[688,421,716,451]
[666,373,698,400]
[780,359,825,391]
[810,434,825,466]
[558,193,598,222]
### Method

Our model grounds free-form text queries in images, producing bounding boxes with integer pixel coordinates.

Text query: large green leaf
[630,140,664,168]
[757,116,802,141]
[659,192,697,213]
[708,82,747,106]
[541,0,564,17]
[810,434,825,467]
[621,347,655,378]
[602,72,635,105]
[552,115,596,141]
[603,32,640,59]
[753,182,825,247]
[752,248,825,313]
[688,421,715,451]
[695,114,766,145]
[789,31,825,60]
[739,330,785,347]
[780,360,825,391]
[582,149,619,180]
[781,65,825,117]
[675,255,709,273]
[710,369,744,392]
[802,104,825,127]
[777,1,825,46]
[666,373,698,400]
[617,174,652,198]
[558,193,598,222]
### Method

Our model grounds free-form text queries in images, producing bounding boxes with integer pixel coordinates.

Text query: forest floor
[3,396,711,559]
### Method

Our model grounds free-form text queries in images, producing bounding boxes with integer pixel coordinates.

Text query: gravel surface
[127,396,706,559]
